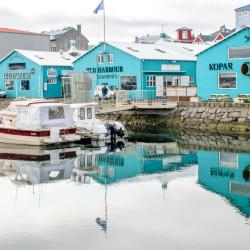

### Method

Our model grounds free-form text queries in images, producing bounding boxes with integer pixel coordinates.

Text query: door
[156,76,164,97]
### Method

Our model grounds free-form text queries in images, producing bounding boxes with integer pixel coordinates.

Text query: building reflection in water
[1,136,250,224]
[197,150,250,218]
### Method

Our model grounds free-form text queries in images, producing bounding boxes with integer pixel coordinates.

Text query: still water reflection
[0,134,250,250]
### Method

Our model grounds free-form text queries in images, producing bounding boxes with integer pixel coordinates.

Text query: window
[97,54,104,64]
[121,76,137,90]
[238,11,243,17]
[9,63,26,70]
[229,46,250,59]
[107,54,113,63]
[86,108,92,119]
[47,78,57,84]
[79,108,85,120]
[182,31,188,39]
[49,107,65,120]
[5,80,14,91]
[218,73,237,89]
[219,152,238,169]
[21,80,30,90]
[190,76,194,83]
[146,76,156,87]
[162,64,180,71]
[245,11,249,16]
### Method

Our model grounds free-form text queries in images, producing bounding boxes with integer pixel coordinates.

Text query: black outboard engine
[105,121,126,141]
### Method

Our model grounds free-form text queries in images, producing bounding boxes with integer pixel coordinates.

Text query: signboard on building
[47,68,57,78]
[4,72,31,79]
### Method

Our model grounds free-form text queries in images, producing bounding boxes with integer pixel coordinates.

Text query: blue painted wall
[197,27,250,99]
[142,60,196,90]
[0,51,72,98]
[74,43,142,93]
[42,66,72,98]
[74,43,197,93]
[0,51,41,98]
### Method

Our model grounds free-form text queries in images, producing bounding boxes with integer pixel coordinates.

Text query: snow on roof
[107,41,209,61]
[2,50,75,67]
[136,34,173,44]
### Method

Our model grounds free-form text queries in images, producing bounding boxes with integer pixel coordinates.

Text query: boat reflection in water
[0,144,78,185]
[197,150,250,217]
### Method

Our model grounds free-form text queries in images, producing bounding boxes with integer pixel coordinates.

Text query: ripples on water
[0,131,250,250]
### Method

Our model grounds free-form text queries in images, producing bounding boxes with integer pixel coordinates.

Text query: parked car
[0,90,7,98]
[94,85,114,100]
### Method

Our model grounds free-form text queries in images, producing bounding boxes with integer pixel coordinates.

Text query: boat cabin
[71,102,99,128]
[0,99,74,130]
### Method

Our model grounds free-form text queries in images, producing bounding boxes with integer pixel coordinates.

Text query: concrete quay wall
[100,102,250,135]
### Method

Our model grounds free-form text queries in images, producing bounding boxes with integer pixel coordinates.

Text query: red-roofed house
[0,27,50,59]
[176,27,194,43]
[193,25,233,44]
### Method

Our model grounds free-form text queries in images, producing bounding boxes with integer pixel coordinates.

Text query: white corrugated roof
[108,41,209,61]
[8,50,74,66]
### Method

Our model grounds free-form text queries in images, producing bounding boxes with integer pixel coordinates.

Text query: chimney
[77,24,81,35]
[135,36,139,43]
[76,24,82,50]
[220,25,225,32]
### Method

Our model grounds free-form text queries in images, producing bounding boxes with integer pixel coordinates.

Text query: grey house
[43,25,89,52]
[235,4,250,30]
[0,28,50,59]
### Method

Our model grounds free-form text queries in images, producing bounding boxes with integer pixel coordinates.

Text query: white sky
[0,0,248,44]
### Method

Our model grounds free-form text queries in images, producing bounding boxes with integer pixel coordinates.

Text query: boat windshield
[48,107,65,120]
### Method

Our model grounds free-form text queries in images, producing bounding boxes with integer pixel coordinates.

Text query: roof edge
[196,26,249,57]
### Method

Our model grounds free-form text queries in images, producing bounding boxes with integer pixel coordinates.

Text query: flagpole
[103,0,106,52]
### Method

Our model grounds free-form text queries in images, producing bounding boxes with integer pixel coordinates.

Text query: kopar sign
[209,63,233,71]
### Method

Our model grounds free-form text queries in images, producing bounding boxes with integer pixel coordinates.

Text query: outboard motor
[105,121,126,140]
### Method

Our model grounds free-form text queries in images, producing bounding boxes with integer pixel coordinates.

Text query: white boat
[70,103,126,141]
[0,99,80,146]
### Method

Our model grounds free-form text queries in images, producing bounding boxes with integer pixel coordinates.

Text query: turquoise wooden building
[0,50,74,98]
[197,27,250,100]
[198,150,250,217]
[73,41,202,95]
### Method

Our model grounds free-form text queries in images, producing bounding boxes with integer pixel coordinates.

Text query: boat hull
[0,128,80,146]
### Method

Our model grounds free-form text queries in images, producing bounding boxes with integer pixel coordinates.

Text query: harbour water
[0,132,250,250]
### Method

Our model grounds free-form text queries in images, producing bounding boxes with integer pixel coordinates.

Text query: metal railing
[63,86,197,109]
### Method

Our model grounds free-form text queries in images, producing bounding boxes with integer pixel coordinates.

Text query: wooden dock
[98,100,177,114]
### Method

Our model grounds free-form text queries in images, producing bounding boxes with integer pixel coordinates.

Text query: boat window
[87,108,92,119]
[49,106,65,120]
[79,155,86,168]
[87,155,92,166]
[79,108,85,120]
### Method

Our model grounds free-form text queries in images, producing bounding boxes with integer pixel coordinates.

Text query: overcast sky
[0,0,248,44]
